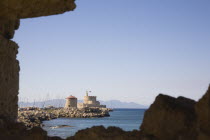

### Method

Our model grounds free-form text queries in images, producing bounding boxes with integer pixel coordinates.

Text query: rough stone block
[140,94,197,140]
[0,0,76,20]
[0,18,20,39]
[196,85,210,140]
[0,35,19,122]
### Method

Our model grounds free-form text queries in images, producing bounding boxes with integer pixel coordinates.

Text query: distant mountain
[100,100,148,109]
[19,99,148,109]
[19,99,66,108]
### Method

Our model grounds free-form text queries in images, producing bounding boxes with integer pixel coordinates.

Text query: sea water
[42,109,146,139]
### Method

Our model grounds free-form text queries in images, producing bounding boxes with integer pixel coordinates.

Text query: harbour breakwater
[18,107,111,129]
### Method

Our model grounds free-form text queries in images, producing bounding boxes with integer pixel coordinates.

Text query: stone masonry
[0,35,19,121]
[0,0,76,123]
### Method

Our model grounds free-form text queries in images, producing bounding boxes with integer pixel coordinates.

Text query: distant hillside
[99,100,148,109]
[19,99,66,108]
[19,99,148,109]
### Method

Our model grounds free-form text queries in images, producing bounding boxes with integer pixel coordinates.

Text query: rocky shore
[1,85,210,140]
[18,107,110,129]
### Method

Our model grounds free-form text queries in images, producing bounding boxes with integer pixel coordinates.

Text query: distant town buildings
[64,91,106,109]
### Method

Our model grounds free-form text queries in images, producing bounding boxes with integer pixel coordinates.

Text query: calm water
[42,109,146,139]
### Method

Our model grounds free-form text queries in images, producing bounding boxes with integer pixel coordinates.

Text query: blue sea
[42,109,146,139]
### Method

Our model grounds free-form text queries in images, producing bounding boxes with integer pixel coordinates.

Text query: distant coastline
[18,99,148,109]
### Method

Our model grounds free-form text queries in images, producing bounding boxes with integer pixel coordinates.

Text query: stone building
[78,91,106,109]
[65,95,77,109]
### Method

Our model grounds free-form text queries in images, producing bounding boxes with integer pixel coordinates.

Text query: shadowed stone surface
[196,85,210,140]
[0,0,76,19]
[0,0,76,123]
[66,126,142,140]
[0,18,20,39]
[0,120,63,140]
[0,36,19,121]
[140,94,197,140]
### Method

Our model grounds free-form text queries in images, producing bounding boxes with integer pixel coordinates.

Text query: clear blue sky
[14,0,210,105]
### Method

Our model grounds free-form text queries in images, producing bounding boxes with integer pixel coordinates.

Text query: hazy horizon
[18,98,148,109]
[14,0,210,106]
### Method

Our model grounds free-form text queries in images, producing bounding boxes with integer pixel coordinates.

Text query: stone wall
[0,14,20,122]
[0,18,20,39]
[0,0,76,124]
[0,35,19,122]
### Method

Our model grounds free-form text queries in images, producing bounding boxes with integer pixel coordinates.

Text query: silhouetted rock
[67,126,141,140]
[140,94,197,140]
[196,85,210,140]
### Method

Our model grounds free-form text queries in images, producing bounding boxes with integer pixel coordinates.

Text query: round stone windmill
[65,95,77,109]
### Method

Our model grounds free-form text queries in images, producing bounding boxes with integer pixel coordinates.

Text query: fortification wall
[95,101,100,106]
[84,96,97,104]
[77,103,84,109]
[83,96,89,104]
[89,96,97,103]
[100,105,106,108]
